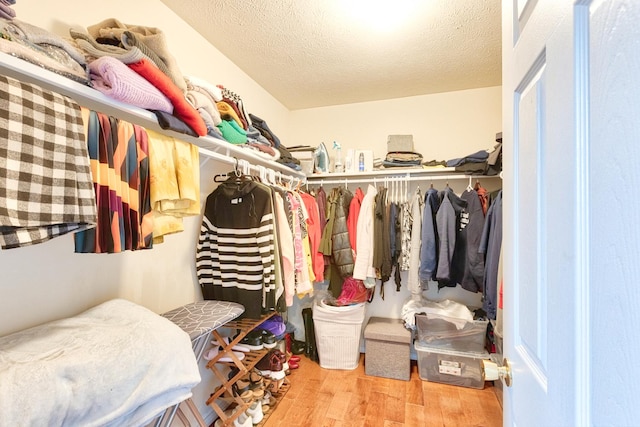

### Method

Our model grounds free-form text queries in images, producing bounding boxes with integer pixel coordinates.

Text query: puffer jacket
[330,187,354,278]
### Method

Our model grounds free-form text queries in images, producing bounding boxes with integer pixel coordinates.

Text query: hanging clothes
[372,187,392,294]
[272,190,295,306]
[197,177,276,319]
[419,187,441,286]
[389,201,402,291]
[399,201,412,271]
[353,185,377,287]
[459,188,486,293]
[326,187,354,296]
[74,110,155,254]
[479,190,503,320]
[301,191,324,282]
[347,187,364,254]
[435,187,467,287]
[146,129,200,244]
[407,188,424,295]
[0,76,97,249]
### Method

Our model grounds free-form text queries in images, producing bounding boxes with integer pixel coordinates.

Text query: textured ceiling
[159,0,502,110]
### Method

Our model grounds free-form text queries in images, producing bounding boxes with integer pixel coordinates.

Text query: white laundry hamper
[312,299,366,370]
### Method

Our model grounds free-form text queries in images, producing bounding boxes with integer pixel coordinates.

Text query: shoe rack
[206,311,289,427]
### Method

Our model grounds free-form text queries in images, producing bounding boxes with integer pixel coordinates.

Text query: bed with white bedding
[0,299,201,427]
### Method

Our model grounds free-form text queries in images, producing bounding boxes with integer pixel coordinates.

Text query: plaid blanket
[0,75,97,249]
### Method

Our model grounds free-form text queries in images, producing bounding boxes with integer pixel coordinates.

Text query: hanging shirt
[197,179,276,319]
[407,188,424,295]
[347,187,364,254]
[419,187,441,286]
[479,190,503,320]
[301,192,325,282]
[353,185,378,285]
[459,189,486,293]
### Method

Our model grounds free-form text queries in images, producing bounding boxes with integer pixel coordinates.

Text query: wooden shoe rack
[205,311,289,426]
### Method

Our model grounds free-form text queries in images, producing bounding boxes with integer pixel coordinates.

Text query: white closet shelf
[0,51,305,180]
[306,167,501,185]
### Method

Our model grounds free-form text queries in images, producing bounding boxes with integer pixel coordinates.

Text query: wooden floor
[262,354,503,427]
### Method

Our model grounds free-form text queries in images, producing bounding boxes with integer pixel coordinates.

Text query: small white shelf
[0,51,305,180]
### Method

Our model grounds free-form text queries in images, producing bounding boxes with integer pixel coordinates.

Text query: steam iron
[314,142,329,173]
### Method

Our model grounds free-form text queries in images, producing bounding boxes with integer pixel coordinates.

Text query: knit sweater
[197,179,276,318]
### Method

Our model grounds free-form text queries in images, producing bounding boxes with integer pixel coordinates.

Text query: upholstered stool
[364,317,412,381]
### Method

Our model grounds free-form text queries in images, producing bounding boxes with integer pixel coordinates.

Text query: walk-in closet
[2,1,639,426]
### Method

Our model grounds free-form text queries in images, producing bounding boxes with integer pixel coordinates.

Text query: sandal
[233,379,253,402]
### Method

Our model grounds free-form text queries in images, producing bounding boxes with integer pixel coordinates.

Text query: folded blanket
[129,58,207,136]
[0,299,200,427]
[186,89,222,126]
[89,56,173,113]
[0,19,90,84]
[88,18,187,93]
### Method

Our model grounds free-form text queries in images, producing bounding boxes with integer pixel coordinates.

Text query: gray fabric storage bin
[364,317,412,381]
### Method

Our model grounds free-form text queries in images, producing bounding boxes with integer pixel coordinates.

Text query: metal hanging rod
[306,173,499,186]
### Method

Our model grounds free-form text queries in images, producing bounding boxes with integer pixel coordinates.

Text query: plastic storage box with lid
[313,299,366,370]
[415,313,488,353]
[364,317,412,381]
[414,341,490,389]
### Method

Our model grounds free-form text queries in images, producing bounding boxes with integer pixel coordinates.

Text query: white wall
[289,86,502,164]
[2,1,502,423]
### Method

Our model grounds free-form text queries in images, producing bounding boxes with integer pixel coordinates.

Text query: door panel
[515,65,548,377]
[504,0,640,425]
[503,1,576,425]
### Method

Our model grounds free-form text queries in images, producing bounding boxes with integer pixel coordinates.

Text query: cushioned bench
[364,316,412,381]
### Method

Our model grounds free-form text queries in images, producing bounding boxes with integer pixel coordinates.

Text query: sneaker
[246,400,264,424]
[240,330,263,351]
[255,350,284,378]
[234,411,252,427]
[259,329,277,349]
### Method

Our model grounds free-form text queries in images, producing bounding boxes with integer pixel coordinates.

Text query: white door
[502,0,640,425]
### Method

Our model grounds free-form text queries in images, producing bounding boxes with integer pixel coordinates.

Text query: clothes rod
[307,173,499,186]
[199,147,305,185]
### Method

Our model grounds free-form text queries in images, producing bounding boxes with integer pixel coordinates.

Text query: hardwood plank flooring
[262,354,502,427]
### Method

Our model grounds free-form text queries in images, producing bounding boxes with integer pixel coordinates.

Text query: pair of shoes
[255,349,285,380]
[213,406,252,427]
[288,358,300,370]
[288,353,301,363]
[232,378,253,402]
[240,330,264,351]
[212,336,252,353]
[203,346,245,362]
[256,328,277,349]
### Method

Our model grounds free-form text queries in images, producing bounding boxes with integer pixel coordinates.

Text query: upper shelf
[0,51,305,179]
[306,167,502,184]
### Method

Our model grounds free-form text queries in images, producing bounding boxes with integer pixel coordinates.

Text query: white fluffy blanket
[0,299,200,427]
